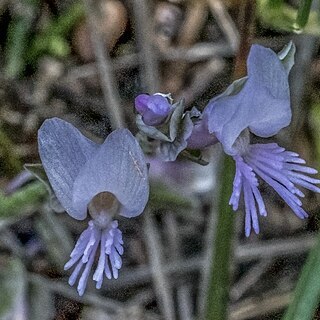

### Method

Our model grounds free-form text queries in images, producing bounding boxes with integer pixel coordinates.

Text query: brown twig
[143,211,176,320]
[232,0,256,79]
[207,0,239,52]
[229,290,291,320]
[83,0,124,129]
[162,0,208,94]
[99,234,315,292]
[230,259,273,301]
[131,0,160,93]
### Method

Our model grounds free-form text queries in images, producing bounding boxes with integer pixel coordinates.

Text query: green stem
[282,231,320,320]
[205,155,236,320]
[294,0,313,30]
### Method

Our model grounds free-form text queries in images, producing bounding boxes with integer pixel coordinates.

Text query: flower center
[232,129,250,156]
[88,192,120,229]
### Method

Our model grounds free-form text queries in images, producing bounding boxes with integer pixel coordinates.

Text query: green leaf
[282,231,320,320]
[294,0,313,31]
[26,2,84,62]
[309,102,320,161]
[5,0,40,77]
[0,182,46,219]
[0,257,26,319]
[257,0,320,34]
[47,36,70,57]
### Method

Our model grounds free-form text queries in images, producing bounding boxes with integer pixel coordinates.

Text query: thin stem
[282,230,320,320]
[207,0,239,52]
[197,152,221,318]
[143,211,176,320]
[28,273,123,314]
[131,0,159,93]
[205,155,236,320]
[233,0,256,79]
[83,0,124,130]
[230,259,272,301]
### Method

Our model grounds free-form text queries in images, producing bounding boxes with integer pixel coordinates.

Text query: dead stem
[83,0,125,129]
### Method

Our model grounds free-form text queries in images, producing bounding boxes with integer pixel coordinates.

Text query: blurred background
[0,0,320,319]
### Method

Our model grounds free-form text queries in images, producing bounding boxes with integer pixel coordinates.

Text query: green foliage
[205,155,235,320]
[0,128,22,176]
[27,2,84,63]
[257,0,320,34]
[282,100,320,320]
[282,231,320,320]
[5,0,40,78]
[294,0,313,30]
[0,182,46,218]
[5,1,84,78]
[309,101,320,161]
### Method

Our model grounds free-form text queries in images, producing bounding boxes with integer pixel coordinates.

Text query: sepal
[278,41,296,74]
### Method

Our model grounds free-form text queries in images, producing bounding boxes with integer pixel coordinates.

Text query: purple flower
[135,93,172,126]
[230,141,320,236]
[205,42,320,236]
[38,118,149,295]
[186,113,218,150]
[206,43,294,155]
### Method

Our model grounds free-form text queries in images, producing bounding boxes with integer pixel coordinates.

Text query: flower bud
[134,93,171,126]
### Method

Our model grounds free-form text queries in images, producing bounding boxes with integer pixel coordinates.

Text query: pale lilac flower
[205,42,320,236]
[135,93,172,126]
[230,138,320,236]
[206,43,294,155]
[38,118,149,295]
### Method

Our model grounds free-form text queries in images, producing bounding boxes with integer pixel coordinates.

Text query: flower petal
[206,44,292,154]
[246,45,292,136]
[186,113,218,149]
[38,118,99,220]
[72,129,149,218]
